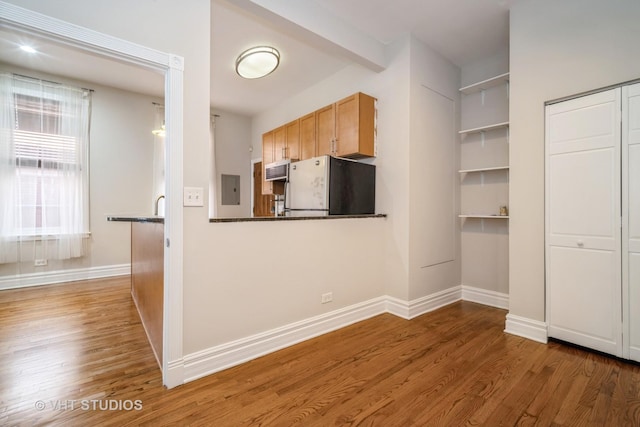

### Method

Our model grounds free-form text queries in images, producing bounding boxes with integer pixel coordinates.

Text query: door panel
[273,126,286,162]
[548,93,619,156]
[548,148,618,249]
[545,88,622,357]
[625,83,640,361]
[253,161,272,217]
[316,104,335,156]
[285,119,300,161]
[630,253,640,361]
[335,94,358,156]
[547,246,619,353]
[300,113,316,160]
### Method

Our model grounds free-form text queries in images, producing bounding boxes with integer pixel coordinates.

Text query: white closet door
[624,83,640,362]
[546,88,622,356]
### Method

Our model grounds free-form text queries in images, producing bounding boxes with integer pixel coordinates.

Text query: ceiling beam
[230,0,387,72]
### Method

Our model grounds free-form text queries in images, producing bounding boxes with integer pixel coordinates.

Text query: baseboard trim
[0,264,131,290]
[386,286,462,319]
[504,313,548,344]
[164,358,184,389]
[182,285,514,385]
[630,347,640,363]
[183,296,388,383]
[461,285,509,310]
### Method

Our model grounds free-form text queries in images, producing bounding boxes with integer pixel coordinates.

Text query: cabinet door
[336,92,375,158]
[273,126,286,162]
[285,119,300,161]
[545,88,622,356]
[624,82,640,362]
[262,131,275,195]
[316,104,335,156]
[299,113,316,160]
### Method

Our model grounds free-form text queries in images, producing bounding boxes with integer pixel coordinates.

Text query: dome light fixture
[235,46,280,79]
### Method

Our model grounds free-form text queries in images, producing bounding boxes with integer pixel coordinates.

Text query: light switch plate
[183,187,204,207]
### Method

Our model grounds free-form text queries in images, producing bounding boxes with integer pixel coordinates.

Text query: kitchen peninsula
[107,215,164,369]
[210,214,386,222]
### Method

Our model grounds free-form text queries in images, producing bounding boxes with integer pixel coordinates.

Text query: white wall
[509,0,640,321]
[408,36,461,300]
[182,31,462,353]
[189,59,399,352]
[211,109,252,218]
[0,62,159,280]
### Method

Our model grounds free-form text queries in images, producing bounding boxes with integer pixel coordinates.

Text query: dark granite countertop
[107,214,386,224]
[107,215,164,224]
[209,214,386,223]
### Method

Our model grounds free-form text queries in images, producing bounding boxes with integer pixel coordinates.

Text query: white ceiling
[314,0,510,67]
[0,26,165,97]
[1,0,510,117]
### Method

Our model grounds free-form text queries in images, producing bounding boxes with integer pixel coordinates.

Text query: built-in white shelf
[459,214,510,219]
[458,166,509,174]
[459,121,509,136]
[459,72,510,95]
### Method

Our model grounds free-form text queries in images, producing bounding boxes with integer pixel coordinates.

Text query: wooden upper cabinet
[261,92,376,193]
[273,125,286,162]
[335,92,376,158]
[300,113,316,160]
[273,121,300,162]
[262,130,275,195]
[284,119,300,161]
[261,130,283,196]
[316,104,336,157]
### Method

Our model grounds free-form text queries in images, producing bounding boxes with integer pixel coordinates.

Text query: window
[0,73,91,261]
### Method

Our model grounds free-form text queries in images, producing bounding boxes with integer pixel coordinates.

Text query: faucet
[154,195,165,216]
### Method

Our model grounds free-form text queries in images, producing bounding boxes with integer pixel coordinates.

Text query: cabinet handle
[577,241,584,247]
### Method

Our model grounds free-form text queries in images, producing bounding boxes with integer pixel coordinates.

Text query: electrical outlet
[183,187,204,207]
[34,259,48,267]
[321,292,333,304]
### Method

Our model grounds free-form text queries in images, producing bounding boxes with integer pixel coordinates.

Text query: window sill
[4,233,91,242]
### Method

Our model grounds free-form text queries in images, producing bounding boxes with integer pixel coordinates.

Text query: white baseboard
[0,264,131,290]
[183,296,388,383]
[164,358,185,389]
[504,313,548,344]
[630,347,640,363]
[181,285,517,384]
[386,286,462,319]
[461,285,509,310]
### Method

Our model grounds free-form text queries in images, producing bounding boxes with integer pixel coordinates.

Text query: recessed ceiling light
[20,45,37,53]
[235,46,280,79]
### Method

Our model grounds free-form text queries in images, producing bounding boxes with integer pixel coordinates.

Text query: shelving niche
[459,73,509,219]
[459,70,510,296]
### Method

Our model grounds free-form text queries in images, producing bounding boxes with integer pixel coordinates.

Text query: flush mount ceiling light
[235,46,280,79]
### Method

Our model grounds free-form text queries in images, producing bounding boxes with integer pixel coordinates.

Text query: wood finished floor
[1,277,639,426]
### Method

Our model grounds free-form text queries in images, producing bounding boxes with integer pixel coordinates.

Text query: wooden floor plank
[2,277,640,426]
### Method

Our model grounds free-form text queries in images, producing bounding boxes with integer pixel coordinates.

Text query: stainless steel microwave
[264,159,290,181]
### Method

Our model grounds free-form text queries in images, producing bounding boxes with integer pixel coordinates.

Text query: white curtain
[209,114,218,218]
[0,73,91,263]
